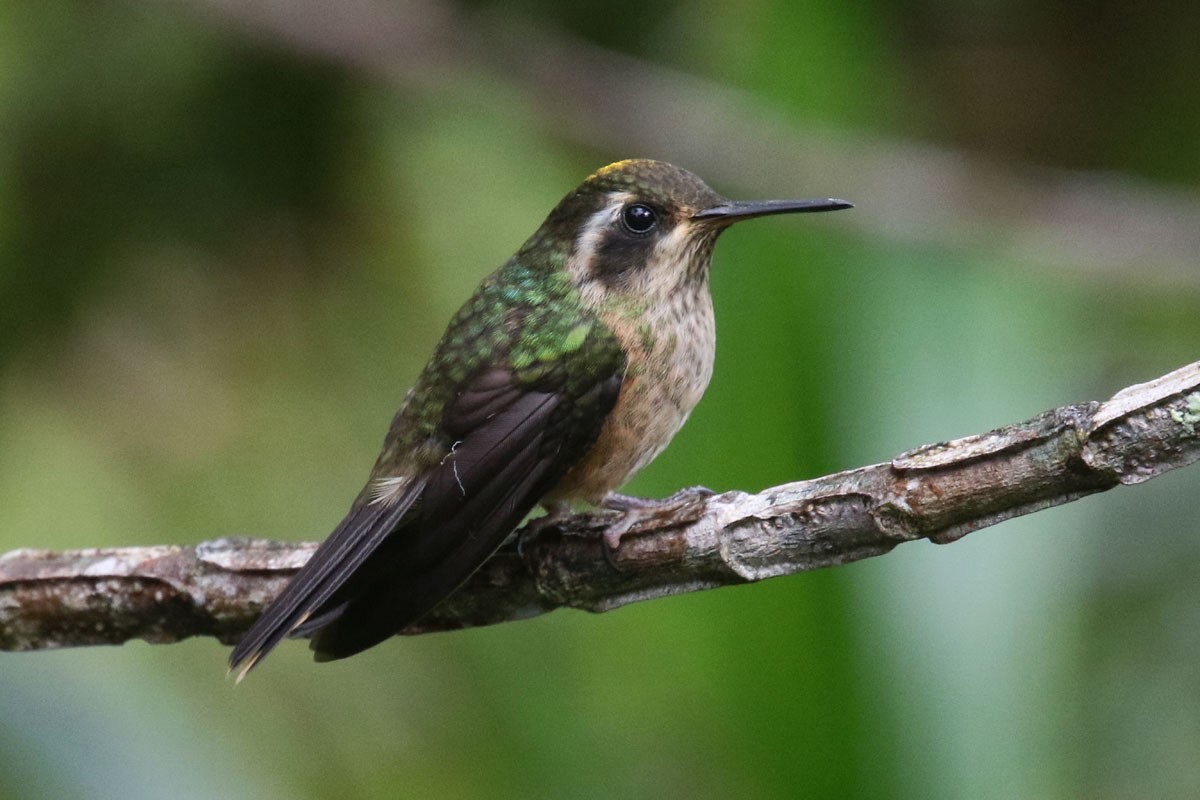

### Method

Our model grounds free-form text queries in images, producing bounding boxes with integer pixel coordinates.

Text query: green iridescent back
[370,256,624,476]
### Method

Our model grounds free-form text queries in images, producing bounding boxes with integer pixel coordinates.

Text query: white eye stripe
[570,192,633,281]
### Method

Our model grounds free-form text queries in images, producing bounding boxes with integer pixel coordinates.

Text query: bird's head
[521,159,851,303]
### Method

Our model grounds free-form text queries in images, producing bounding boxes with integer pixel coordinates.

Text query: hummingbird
[229,159,851,676]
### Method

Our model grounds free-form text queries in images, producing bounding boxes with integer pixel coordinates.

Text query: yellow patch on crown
[590,160,639,180]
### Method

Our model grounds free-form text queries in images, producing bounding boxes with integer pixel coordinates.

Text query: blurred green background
[2,1,1199,798]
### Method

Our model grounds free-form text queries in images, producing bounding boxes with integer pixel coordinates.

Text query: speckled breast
[548,284,716,504]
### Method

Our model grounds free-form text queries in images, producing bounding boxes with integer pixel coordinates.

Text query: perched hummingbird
[229,159,851,676]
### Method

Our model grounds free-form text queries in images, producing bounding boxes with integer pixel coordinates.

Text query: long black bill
[693,198,853,222]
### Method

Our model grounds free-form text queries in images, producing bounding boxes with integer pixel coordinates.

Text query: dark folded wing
[306,366,622,660]
[229,358,622,674]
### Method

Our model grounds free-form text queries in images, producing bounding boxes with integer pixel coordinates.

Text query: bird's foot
[599,486,715,552]
[516,502,575,558]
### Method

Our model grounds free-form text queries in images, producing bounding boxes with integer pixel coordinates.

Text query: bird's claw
[599,485,715,565]
[516,503,575,559]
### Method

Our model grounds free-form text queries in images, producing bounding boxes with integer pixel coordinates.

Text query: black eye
[621,203,658,234]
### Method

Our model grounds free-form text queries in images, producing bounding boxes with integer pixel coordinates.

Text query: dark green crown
[581,159,723,210]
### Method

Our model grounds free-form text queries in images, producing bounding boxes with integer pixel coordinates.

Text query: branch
[1,361,1197,653]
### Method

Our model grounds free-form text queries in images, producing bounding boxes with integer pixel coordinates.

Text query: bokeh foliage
[1,1,1198,798]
